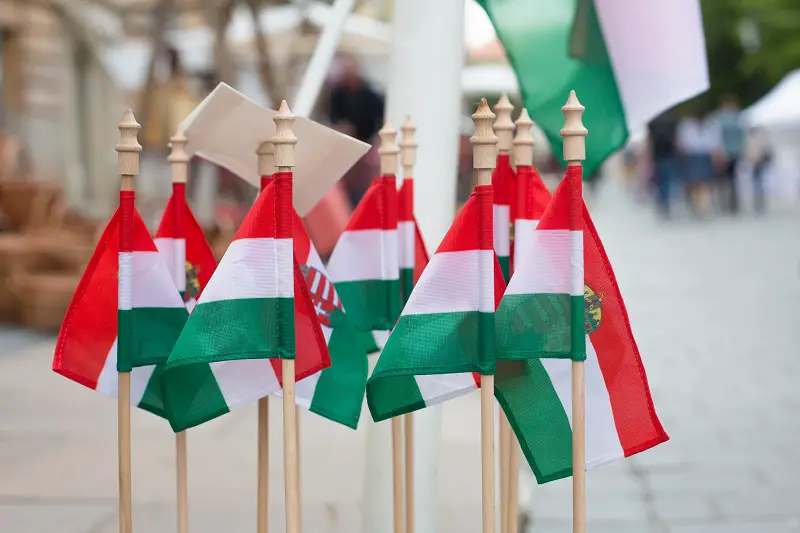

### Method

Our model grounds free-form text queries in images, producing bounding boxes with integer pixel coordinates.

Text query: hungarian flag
[398,177,429,304]
[494,166,668,483]
[476,0,709,174]
[161,174,331,432]
[155,183,217,311]
[492,153,514,281]
[366,185,505,422]
[510,165,551,285]
[289,210,368,429]
[327,176,400,332]
[53,192,188,417]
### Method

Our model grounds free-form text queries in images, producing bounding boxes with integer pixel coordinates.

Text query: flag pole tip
[379,120,400,174]
[167,132,189,164]
[513,108,535,167]
[560,90,588,163]
[277,100,292,116]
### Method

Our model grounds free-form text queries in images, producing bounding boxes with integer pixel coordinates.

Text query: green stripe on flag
[476,0,628,175]
[117,307,188,371]
[399,268,414,306]
[166,297,295,365]
[496,294,586,361]
[498,255,510,283]
[334,279,401,331]
[162,362,230,432]
[495,358,574,483]
[138,365,168,418]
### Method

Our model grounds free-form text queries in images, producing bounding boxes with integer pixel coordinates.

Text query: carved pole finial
[470,98,498,186]
[400,116,417,178]
[168,132,189,184]
[272,100,298,170]
[560,90,588,166]
[513,108,535,167]
[256,141,275,176]
[378,120,400,176]
[116,109,142,191]
[494,92,514,154]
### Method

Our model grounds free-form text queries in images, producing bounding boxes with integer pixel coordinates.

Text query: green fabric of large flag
[476,0,709,175]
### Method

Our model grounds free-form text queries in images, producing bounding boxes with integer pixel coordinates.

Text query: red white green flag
[327,176,400,332]
[160,174,331,432]
[492,154,514,281]
[53,192,188,417]
[289,210,368,429]
[511,165,551,270]
[155,183,217,311]
[398,176,429,304]
[366,185,505,421]
[494,166,668,483]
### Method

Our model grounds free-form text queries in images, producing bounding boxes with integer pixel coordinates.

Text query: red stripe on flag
[535,165,582,232]
[582,204,669,456]
[119,191,135,252]
[173,183,187,241]
[515,166,552,222]
[398,178,414,222]
[291,209,311,265]
[412,217,429,284]
[344,175,398,231]
[436,184,493,253]
[261,174,273,192]
[53,211,121,389]
[234,173,293,240]
[492,154,512,207]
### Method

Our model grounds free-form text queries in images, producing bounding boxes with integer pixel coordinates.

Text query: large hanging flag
[155,182,217,311]
[476,0,709,174]
[291,210,368,429]
[160,175,331,432]
[327,176,400,332]
[366,185,505,422]
[494,165,668,483]
[398,176,429,304]
[53,197,188,417]
[492,153,514,281]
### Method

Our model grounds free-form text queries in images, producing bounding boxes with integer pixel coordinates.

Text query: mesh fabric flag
[398,176,430,305]
[366,185,505,422]
[494,166,668,483]
[510,165,551,272]
[492,153,514,281]
[155,182,217,311]
[53,193,188,417]
[289,210,368,429]
[161,174,331,431]
[327,176,400,332]
[476,0,709,174]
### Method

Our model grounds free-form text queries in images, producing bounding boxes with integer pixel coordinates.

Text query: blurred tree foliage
[692,0,800,111]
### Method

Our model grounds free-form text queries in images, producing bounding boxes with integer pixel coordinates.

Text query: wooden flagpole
[506,109,535,533]
[272,101,301,533]
[471,98,499,533]
[493,93,514,533]
[399,116,417,533]
[255,140,275,533]
[168,133,191,533]
[378,120,405,533]
[561,90,588,533]
[116,109,141,533]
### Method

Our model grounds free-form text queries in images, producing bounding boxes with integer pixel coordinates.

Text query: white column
[361,2,465,533]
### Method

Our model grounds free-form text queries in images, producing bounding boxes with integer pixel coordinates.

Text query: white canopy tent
[744,70,800,206]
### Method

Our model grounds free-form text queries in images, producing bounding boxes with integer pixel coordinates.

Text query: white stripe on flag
[402,250,495,316]
[414,373,477,408]
[200,238,293,303]
[156,237,187,293]
[506,230,583,297]
[130,251,187,309]
[398,221,415,270]
[327,229,399,282]
[95,337,157,405]
[118,253,133,311]
[211,359,281,409]
[512,219,539,262]
[493,204,510,257]
[540,337,625,469]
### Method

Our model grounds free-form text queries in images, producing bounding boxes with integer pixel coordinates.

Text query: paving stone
[0,502,114,533]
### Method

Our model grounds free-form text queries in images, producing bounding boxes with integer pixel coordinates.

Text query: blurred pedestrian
[327,56,384,207]
[710,94,745,214]
[647,113,679,218]
[745,126,772,213]
[677,110,720,215]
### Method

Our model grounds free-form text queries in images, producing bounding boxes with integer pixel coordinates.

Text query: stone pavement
[1,178,799,532]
